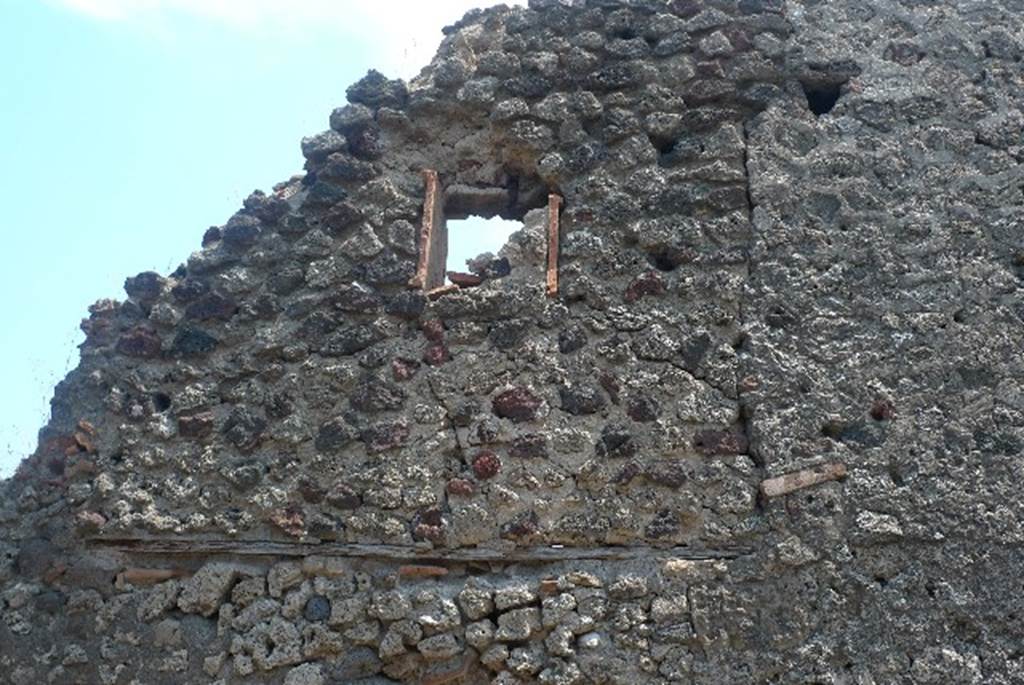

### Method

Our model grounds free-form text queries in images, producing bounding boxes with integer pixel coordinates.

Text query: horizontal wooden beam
[87,538,751,563]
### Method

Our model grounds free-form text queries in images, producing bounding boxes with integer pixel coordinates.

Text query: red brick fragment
[423,343,450,366]
[493,387,544,422]
[472,450,502,480]
[624,270,666,303]
[399,564,449,579]
[447,478,475,496]
[392,358,420,381]
[421,319,445,342]
[447,271,484,288]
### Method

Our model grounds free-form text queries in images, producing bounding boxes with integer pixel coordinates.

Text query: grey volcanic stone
[177,563,239,617]
[5,1,1024,683]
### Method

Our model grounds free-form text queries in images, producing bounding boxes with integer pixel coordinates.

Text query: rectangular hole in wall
[445,216,520,285]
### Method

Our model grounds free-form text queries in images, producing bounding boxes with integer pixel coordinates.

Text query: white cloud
[49,0,527,76]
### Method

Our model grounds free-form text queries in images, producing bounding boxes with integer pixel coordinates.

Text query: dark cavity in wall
[649,134,699,169]
[802,81,843,116]
[799,60,860,117]
[646,247,687,272]
[152,393,172,413]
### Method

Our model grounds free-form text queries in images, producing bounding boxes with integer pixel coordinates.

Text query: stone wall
[2,1,1024,683]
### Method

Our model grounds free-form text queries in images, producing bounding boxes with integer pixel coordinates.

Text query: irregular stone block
[178,563,239,617]
[495,607,542,641]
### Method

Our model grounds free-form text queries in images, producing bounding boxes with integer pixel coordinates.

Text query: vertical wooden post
[546,193,562,298]
[410,169,444,290]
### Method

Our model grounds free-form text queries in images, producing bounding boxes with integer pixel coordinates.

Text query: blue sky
[0,0,522,476]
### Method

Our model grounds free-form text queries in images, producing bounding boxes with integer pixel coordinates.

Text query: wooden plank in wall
[546,193,563,298]
[87,538,751,563]
[409,169,445,290]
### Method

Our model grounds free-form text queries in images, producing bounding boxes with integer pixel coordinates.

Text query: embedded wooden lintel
[761,462,848,498]
[546,193,563,298]
[426,283,460,300]
[88,538,751,563]
[409,169,446,290]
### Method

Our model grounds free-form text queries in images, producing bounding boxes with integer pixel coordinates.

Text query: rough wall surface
[2,1,1023,683]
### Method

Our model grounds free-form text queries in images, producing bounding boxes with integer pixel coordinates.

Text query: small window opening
[802,81,843,116]
[446,216,520,285]
[433,179,548,288]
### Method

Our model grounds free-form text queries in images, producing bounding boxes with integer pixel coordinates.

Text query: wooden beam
[87,538,750,563]
[761,462,848,498]
[409,169,445,290]
[546,193,563,298]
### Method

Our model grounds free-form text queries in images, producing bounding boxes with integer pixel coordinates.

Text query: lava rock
[178,411,215,438]
[510,434,548,459]
[361,420,411,452]
[304,595,332,623]
[596,424,636,458]
[493,387,544,422]
[559,385,606,416]
[116,326,162,358]
[472,450,502,480]
[171,327,219,356]
[693,428,749,456]
[558,325,588,354]
[222,407,267,452]
[184,292,238,322]
[347,70,408,110]
[124,271,165,303]
[301,130,348,161]
[315,418,357,452]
